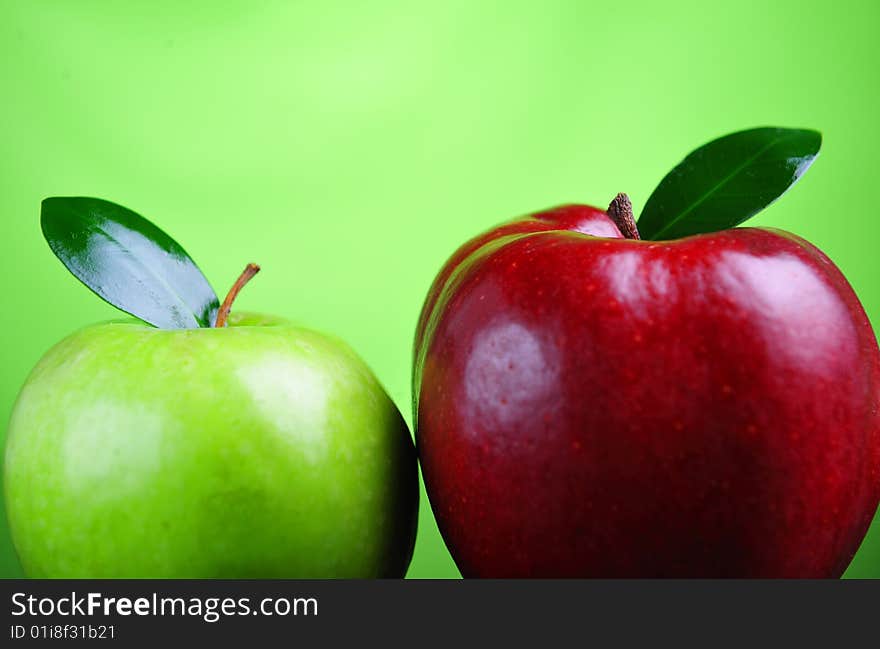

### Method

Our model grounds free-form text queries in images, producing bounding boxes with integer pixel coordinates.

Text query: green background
[2,0,879,578]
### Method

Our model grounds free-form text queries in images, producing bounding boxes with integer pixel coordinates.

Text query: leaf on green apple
[637,127,822,240]
[41,197,220,328]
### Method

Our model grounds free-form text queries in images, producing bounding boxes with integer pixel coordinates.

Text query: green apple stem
[607,193,640,240]
[214,263,261,328]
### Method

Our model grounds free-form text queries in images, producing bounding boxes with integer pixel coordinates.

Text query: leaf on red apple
[41,197,219,328]
[637,127,822,240]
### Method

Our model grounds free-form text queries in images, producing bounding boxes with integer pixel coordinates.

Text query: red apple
[413,201,880,577]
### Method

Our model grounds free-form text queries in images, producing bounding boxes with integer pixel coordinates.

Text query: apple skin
[5,312,418,578]
[414,204,880,577]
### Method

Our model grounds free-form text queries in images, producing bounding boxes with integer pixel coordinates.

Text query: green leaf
[41,197,219,328]
[637,127,822,240]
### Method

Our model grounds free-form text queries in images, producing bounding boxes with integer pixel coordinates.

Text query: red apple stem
[607,193,640,240]
[214,263,260,328]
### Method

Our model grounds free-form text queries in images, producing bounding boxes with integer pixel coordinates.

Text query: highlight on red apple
[413,127,880,577]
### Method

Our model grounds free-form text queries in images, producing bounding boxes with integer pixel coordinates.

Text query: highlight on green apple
[4,198,418,578]
[413,127,880,577]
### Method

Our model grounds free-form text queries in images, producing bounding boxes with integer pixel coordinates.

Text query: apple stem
[214,263,261,328]
[607,193,640,240]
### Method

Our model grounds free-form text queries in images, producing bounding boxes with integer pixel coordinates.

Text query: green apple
[4,311,418,578]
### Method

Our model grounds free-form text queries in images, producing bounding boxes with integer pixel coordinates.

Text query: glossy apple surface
[414,204,880,577]
[5,312,418,578]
